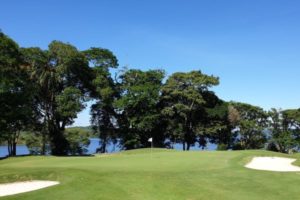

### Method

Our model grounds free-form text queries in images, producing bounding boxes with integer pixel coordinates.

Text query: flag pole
[151,139,153,159]
[148,137,153,159]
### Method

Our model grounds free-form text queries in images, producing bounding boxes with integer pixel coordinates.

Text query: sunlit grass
[1,149,300,200]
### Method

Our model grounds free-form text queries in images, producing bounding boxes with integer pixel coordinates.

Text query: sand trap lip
[0,180,59,197]
[245,157,300,172]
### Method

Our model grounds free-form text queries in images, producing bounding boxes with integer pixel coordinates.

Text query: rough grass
[1,149,300,200]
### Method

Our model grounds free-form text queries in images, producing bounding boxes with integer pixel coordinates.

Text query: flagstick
[148,137,153,159]
[151,140,153,159]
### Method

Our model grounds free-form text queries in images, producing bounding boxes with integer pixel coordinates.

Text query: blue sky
[1,0,300,126]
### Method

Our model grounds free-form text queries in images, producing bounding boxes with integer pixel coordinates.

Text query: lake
[0,138,217,157]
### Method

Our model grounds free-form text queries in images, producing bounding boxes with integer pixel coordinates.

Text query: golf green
[1,149,300,200]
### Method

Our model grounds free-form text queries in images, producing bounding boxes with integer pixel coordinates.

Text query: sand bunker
[245,157,300,172]
[0,180,59,197]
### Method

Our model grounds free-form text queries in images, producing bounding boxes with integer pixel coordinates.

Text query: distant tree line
[1,31,300,156]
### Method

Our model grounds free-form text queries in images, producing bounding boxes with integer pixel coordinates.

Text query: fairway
[1,149,300,200]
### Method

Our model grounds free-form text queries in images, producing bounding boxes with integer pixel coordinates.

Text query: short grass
[1,149,300,200]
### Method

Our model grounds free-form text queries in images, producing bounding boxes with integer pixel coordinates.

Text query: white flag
[148,137,153,142]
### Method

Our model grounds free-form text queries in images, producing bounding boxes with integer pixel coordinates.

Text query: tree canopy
[161,71,220,150]
[115,69,165,149]
[1,31,300,156]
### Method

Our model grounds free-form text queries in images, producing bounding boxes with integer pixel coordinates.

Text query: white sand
[0,180,59,197]
[245,157,300,172]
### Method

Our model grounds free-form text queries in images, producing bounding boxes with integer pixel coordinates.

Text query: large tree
[267,108,300,153]
[115,69,165,149]
[21,47,51,155]
[23,41,94,155]
[85,47,119,153]
[231,102,267,150]
[161,70,219,150]
[0,32,34,156]
[207,101,240,150]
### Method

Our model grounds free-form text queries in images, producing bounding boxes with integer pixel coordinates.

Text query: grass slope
[1,149,300,200]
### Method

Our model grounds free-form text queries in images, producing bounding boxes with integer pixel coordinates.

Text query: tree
[115,69,165,149]
[284,109,300,151]
[22,127,93,155]
[85,47,119,153]
[207,101,240,150]
[23,41,94,155]
[21,131,50,155]
[267,108,300,153]
[64,129,90,155]
[0,32,34,156]
[161,71,219,150]
[231,102,267,150]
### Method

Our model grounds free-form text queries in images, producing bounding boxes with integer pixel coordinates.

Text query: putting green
[0,149,300,200]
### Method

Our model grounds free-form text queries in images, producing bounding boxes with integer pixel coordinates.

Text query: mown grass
[1,149,300,200]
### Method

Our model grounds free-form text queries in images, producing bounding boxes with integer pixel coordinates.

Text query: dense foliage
[1,31,300,156]
[115,69,165,149]
[161,71,219,150]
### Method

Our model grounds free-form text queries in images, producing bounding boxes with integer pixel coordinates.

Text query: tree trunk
[7,137,16,156]
[101,141,107,153]
[183,142,186,151]
[41,130,46,155]
[12,131,20,156]
[49,123,69,156]
[7,141,12,156]
[100,133,107,153]
[185,121,192,151]
[12,142,17,156]
[187,142,190,151]
[41,116,48,155]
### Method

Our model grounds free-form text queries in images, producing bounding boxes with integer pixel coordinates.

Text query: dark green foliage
[86,47,119,153]
[161,71,219,150]
[0,32,35,156]
[21,128,92,155]
[207,101,238,150]
[2,31,300,156]
[267,108,300,153]
[66,126,94,136]
[216,143,228,150]
[115,69,165,149]
[230,102,267,150]
[21,131,50,155]
[23,41,94,155]
[83,47,118,69]
[64,129,90,155]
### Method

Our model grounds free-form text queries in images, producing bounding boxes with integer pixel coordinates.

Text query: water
[0,138,121,157]
[0,138,217,157]
[0,145,30,158]
[87,138,121,154]
[172,142,217,151]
